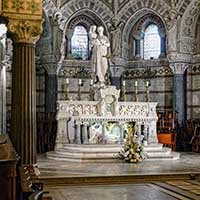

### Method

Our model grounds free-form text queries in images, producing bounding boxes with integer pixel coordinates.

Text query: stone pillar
[170,63,189,126]
[102,122,106,144]
[119,122,124,144]
[8,19,42,164]
[83,122,89,144]
[75,121,81,144]
[44,65,57,113]
[55,118,68,149]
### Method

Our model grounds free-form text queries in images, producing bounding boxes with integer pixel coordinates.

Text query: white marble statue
[89,25,110,85]
[167,10,180,52]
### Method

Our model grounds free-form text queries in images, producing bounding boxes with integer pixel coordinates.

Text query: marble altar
[55,85,158,149]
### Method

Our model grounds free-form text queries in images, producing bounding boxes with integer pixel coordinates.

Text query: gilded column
[8,19,42,164]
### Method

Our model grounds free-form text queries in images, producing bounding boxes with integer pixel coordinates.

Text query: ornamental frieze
[2,0,42,15]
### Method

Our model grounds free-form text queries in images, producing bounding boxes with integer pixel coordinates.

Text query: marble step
[63,144,121,153]
[47,144,180,162]
[46,151,120,162]
[146,152,180,160]
[55,148,119,158]
[62,143,164,153]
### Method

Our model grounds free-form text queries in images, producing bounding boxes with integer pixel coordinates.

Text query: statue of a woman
[89,26,110,85]
[167,10,180,52]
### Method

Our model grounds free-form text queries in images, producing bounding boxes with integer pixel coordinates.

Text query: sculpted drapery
[89,26,110,84]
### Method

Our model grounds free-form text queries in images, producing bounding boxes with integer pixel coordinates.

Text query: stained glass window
[142,24,161,60]
[71,25,89,60]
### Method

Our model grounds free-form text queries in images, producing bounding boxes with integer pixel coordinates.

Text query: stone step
[146,152,180,161]
[46,151,121,162]
[62,144,164,153]
[47,143,179,162]
[55,149,119,158]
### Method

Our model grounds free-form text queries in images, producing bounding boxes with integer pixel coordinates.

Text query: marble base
[46,144,180,162]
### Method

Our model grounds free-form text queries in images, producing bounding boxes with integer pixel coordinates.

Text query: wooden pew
[19,164,52,200]
[157,111,177,151]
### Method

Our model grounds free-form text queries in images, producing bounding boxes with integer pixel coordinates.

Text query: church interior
[0,0,200,199]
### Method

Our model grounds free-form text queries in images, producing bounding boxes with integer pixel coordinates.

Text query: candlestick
[134,83,139,102]
[135,81,138,87]
[90,79,93,85]
[89,82,94,101]
[77,80,82,100]
[121,82,126,101]
[65,80,70,100]
[145,81,150,102]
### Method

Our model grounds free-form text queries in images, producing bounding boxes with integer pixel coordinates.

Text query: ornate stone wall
[37,0,200,120]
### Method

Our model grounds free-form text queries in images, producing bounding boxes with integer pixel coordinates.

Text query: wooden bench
[157,110,178,151]
[19,165,52,200]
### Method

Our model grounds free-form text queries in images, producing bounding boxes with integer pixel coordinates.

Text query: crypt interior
[0,0,200,200]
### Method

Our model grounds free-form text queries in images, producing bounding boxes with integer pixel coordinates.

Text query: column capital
[7,19,43,44]
[43,63,58,75]
[169,63,190,74]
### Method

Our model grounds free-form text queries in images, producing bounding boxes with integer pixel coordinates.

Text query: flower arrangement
[119,122,146,163]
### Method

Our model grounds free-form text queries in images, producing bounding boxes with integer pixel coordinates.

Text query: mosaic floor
[46,180,200,200]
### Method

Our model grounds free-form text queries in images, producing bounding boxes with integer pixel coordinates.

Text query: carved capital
[169,63,189,74]
[7,19,43,44]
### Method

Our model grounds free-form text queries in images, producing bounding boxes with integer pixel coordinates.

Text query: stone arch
[118,0,171,26]
[59,8,109,62]
[60,0,113,29]
[180,0,200,38]
[195,15,200,54]
[122,8,167,60]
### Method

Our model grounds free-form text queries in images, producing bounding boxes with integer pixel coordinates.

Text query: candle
[146,81,149,87]
[90,79,93,85]
[135,81,138,87]
[122,80,125,86]
[66,78,69,84]
[78,79,82,85]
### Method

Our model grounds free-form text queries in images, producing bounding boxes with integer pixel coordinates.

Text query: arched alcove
[126,12,166,60]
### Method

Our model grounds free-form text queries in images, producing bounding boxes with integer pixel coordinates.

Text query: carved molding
[169,63,190,75]
[2,0,42,15]
[7,19,43,44]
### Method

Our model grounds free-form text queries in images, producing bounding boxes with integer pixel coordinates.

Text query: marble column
[83,122,89,144]
[170,63,189,127]
[45,66,57,113]
[8,19,42,164]
[119,122,124,144]
[75,121,81,144]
